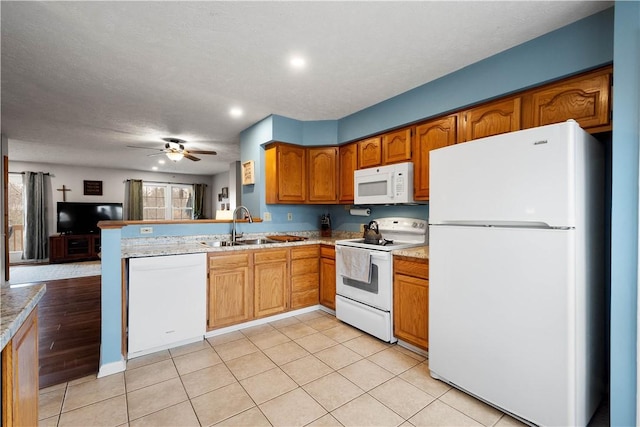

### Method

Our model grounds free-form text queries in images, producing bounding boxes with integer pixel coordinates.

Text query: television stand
[49,234,101,264]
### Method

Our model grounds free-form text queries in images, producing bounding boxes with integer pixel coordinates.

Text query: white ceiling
[1,1,612,176]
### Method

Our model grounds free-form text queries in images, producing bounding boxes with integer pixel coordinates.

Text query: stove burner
[381,239,394,246]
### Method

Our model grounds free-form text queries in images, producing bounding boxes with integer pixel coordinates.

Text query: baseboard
[397,339,429,358]
[205,305,323,338]
[97,357,126,378]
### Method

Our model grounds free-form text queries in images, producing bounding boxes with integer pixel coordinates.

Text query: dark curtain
[193,183,206,219]
[22,171,48,260]
[125,179,143,220]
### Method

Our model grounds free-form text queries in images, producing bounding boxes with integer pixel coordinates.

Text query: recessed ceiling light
[230,107,243,118]
[158,159,165,165]
[290,56,306,69]
[152,166,158,171]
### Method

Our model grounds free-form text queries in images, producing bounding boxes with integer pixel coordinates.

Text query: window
[142,183,193,220]
[7,173,24,253]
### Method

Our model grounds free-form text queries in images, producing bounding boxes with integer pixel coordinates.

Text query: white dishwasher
[128,252,206,359]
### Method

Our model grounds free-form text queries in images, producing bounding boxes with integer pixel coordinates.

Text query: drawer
[209,252,250,269]
[320,245,335,259]
[394,256,429,280]
[291,272,319,292]
[254,248,289,264]
[291,245,320,260]
[291,258,319,276]
[291,289,319,308]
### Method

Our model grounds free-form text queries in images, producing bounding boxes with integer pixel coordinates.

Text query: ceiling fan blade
[147,152,167,157]
[186,150,217,155]
[184,153,201,161]
[127,145,164,151]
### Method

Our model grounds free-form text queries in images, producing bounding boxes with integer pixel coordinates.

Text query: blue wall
[241,8,614,231]
[610,2,640,425]
[338,8,614,142]
[99,228,123,368]
[239,116,273,215]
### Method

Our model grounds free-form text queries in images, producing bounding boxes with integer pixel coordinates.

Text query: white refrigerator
[428,121,606,426]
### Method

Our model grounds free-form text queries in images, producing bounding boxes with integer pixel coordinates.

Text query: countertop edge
[1,283,47,351]
[391,245,429,259]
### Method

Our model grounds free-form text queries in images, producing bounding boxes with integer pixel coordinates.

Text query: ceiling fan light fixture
[166,151,184,162]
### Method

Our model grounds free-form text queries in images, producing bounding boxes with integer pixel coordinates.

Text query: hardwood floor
[35,275,101,389]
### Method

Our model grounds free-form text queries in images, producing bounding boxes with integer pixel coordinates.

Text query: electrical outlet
[287,213,293,221]
[140,227,153,234]
[360,224,366,233]
[264,212,272,221]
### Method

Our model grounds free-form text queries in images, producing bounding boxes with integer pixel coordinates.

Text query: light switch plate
[264,212,272,221]
[287,213,293,221]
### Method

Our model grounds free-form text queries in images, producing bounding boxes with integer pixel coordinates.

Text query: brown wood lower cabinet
[290,245,320,309]
[206,244,329,330]
[319,245,336,310]
[253,248,289,318]
[207,252,253,330]
[393,256,429,350]
[2,308,39,427]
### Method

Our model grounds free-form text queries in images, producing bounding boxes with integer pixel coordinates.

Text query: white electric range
[335,217,428,342]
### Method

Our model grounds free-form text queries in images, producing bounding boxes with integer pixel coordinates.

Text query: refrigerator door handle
[429,220,572,229]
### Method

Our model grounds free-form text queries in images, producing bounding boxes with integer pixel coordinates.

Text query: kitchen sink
[235,238,281,245]
[200,238,282,247]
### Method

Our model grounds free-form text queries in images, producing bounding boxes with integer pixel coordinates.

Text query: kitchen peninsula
[97,218,357,377]
[98,217,430,367]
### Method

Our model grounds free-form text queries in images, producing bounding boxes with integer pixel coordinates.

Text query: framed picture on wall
[242,160,255,185]
[221,187,228,198]
[83,180,103,196]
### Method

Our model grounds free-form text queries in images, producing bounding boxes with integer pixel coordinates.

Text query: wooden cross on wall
[57,185,71,202]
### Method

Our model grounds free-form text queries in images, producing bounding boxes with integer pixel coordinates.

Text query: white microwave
[354,162,414,205]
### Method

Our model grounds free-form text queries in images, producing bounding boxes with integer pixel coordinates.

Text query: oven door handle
[336,246,391,261]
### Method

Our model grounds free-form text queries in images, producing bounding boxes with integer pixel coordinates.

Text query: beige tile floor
[37,309,591,427]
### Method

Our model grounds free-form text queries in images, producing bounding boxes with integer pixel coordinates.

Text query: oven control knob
[412,222,417,228]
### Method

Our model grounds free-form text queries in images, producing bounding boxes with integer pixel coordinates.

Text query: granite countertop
[120,233,428,260]
[392,245,429,259]
[121,232,355,258]
[1,283,47,351]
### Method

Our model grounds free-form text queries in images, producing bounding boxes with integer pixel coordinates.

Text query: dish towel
[339,247,372,283]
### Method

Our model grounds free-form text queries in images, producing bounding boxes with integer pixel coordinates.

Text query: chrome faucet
[231,205,253,242]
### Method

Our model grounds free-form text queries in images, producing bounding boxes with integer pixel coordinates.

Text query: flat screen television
[57,202,123,234]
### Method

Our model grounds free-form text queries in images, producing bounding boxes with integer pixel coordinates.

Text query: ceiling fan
[127,138,217,162]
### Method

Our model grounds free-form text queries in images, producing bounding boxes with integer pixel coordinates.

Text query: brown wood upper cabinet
[459,97,521,143]
[413,115,457,201]
[382,127,413,165]
[524,66,612,132]
[357,136,382,168]
[265,143,306,204]
[308,147,338,203]
[338,143,358,203]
